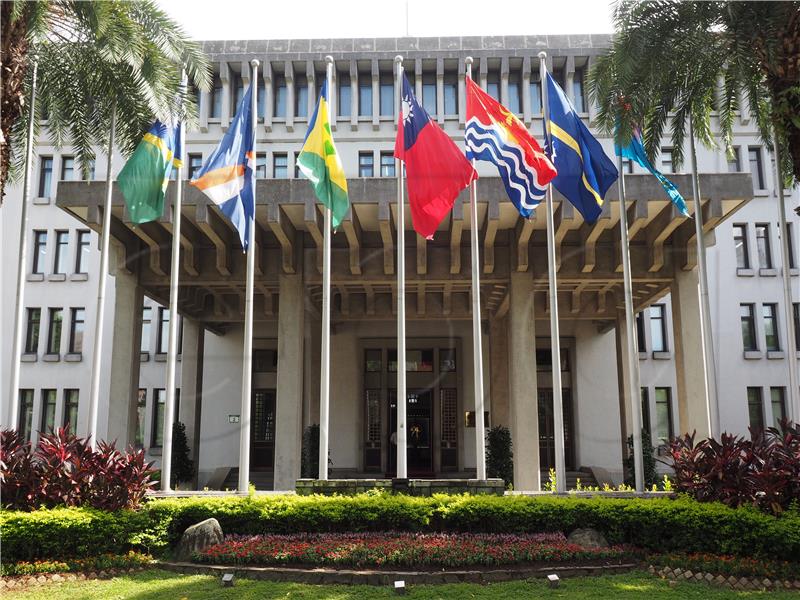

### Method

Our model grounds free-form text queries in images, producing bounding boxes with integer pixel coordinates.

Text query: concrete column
[179,319,205,481]
[274,272,305,490]
[508,272,540,490]
[614,309,634,461]
[489,315,510,427]
[670,268,712,438]
[106,267,144,446]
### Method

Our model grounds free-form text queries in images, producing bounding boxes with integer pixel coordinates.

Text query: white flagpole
[238,59,259,493]
[538,52,566,493]
[318,56,335,480]
[395,54,407,479]
[772,125,799,421]
[616,153,644,492]
[464,57,486,480]
[161,71,188,492]
[8,60,38,429]
[88,104,117,450]
[688,118,719,439]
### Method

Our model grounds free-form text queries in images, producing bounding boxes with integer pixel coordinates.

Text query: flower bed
[0,551,153,577]
[194,532,635,569]
[649,552,800,582]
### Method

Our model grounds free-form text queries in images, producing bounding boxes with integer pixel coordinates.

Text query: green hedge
[2,494,799,563]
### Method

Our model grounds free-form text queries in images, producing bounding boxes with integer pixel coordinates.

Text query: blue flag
[545,72,618,224]
[615,127,690,217]
[190,85,255,250]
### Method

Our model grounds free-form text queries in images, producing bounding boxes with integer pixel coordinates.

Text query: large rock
[567,528,609,548]
[174,518,224,561]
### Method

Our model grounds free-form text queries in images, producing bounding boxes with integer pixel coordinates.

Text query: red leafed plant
[668,420,800,514]
[0,427,156,511]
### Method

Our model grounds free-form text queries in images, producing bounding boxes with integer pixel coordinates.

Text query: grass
[3,569,797,599]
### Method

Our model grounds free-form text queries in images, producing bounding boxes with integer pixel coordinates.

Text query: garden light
[221,573,235,587]
[547,574,560,589]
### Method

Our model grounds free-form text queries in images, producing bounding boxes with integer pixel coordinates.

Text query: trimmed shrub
[485,425,513,488]
[170,421,194,487]
[624,428,658,488]
[301,424,320,478]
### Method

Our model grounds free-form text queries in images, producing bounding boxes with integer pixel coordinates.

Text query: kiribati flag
[394,74,477,239]
[465,78,556,218]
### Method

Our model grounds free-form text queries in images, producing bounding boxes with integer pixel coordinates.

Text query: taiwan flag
[394,74,477,239]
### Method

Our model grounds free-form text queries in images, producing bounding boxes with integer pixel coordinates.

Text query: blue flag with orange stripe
[545,72,617,223]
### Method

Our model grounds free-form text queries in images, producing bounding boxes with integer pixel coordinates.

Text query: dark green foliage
[485,425,514,487]
[301,424,320,478]
[624,428,659,489]
[170,421,194,488]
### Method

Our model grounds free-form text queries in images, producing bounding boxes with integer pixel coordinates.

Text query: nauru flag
[465,77,556,218]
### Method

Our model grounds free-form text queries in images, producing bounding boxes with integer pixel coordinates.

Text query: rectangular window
[786,223,796,269]
[75,230,90,274]
[422,73,436,116]
[486,71,500,101]
[740,303,757,351]
[210,74,222,118]
[358,78,372,117]
[379,73,393,116]
[763,303,780,351]
[661,148,673,173]
[530,77,542,115]
[654,387,673,445]
[295,76,308,118]
[32,230,47,274]
[380,152,395,177]
[156,307,169,354]
[273,153,288,179]
[188,154,203,180]
[141,306,152,353]
[273,74,287,118]
[63,389,79,432]
[755,223,773,268]
[443,73,457,115]
[748,146,764,189]
[747,387,764,432]
[623,158,634,174]
[19,390,34,441]
[25,308,41,354]
[293,151,301,179]
[649,304,667,352]
[733,224,750,269]
[507,71,522,114]
[60,156,75,181]
[255,152,266,179]
[68,307,85,354]
[40,389,57,433]
[338,73,351,117]
[53,230,69,274]
[635,311,646,352]
[640,387,651,436]
[47,308,63,355]
[38,157,53,197]
[256,79,266,119]
[135,389,146,447]
[359,152,374,177]
[151,389,166,447]
[572,69,586,113]
[727,147,741,173]
[770,387,786,428]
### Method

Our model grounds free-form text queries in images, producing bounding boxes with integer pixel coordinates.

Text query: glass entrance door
[387,389,434,476]
[251,389,276,470]
[537,388,574,471]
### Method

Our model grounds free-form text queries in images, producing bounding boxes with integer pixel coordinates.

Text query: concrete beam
[416,234,427,275]
[646,203,686,272]
[304,199,324,274]
[340,205,362,275]
[195,202,232,276]
[613,198,648,273]
[482,197,500,274]
[450,199,464,274]
[160,207,200,277]
[378,198,394,275]
[554,200,575,271]
[515,215,536,272]
[266,200,296,274]
[580,201,612,273]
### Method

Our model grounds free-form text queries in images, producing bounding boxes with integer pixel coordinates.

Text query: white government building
[1,35,798,491]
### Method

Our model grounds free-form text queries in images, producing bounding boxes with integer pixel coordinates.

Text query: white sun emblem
[402,96,414,125]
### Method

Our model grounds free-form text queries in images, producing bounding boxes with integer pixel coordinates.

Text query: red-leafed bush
[0,427,156,511]
[668,420,800,514]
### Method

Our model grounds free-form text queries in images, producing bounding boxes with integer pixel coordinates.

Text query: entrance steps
[219,468,274,491]
[540,469,599,490]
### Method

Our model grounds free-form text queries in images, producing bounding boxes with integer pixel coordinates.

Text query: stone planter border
[649,565,800,591]
[295,478,506,496]
[0,566,149,591]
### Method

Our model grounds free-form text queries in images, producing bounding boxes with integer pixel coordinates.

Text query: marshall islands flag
[296,80,349,228]
[465,77,557,218]
[117,120,182,224]
[190,84,255,250]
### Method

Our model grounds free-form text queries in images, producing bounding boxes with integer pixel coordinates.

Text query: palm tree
[588,0,799,185]
[0,0,211,202]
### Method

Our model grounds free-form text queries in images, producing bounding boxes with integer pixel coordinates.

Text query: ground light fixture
[221,573,235,587]
[394,579,407,594]
[547,573,560,589]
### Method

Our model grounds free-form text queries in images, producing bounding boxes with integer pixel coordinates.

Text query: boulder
[174,518,224,561]
[567,528,609,548]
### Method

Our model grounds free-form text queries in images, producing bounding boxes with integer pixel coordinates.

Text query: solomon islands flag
[191,84,255,250]
[465,77,557,218]
[545,72,617,224]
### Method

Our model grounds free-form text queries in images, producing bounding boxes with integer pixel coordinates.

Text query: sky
[158,0,615,40]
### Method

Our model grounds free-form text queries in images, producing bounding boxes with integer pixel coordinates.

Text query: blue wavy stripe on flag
[465,120,546,217]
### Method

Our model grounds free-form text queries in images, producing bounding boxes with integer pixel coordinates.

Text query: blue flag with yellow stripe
[545,72,617,223]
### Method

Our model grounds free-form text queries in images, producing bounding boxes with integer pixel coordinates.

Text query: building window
[486,71,500,100]
[740,303,757,351]
[649,304,667,352]
[530,77,542,115]
[422,73,436,116]
[75,230,90,274]
[156,307,169,354]
[654,387,673,445]
[763,303,780,351]
[379,152,395,178]
[755,223,772,268]
[47,308,63,355]
[210,74,222,119]
[794,303,800,350]
[82,159,95,181]
[727,147,741,173]
[40,389,57,433]
[68,307,85,354]
[293,151,302,179]
[748,146,764,189]
[256,79,266,120]
[640,387,651,436]
[572,68,586,113]
[770,387,786,428]
[38,156,53,197]
[53,230,69,274]
[379,73,393,116]
[25,308,41,354]
[135,389,147,447]
[19,390,34,441]
[273,74,287,118]
[733,224,750,269]
[747,387,764,432]
[338,73,351,117]
[188,154,203,180]
[63,389,79,432]
[359,152,374,177]
[231,71,244,110]
[623,158,633,174]
[60,156,75,181]
[32,230,47,274]
[635,311,646,352]
[507,71,522,114]
[786,223,797,269]
[151,389,166,447]
[141,306,152,353]
[295,76,308,118]
[273,153,288,179]
[255,152,266,179]
[443,73,457,115]
[358,76,372,117]
[660,148,673,173]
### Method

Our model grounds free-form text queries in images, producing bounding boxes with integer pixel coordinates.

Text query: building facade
[1,35,797,491]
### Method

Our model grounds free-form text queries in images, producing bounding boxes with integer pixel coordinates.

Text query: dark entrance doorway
[388,389,434,476]
[537,388,575,471]
[250,389,276,470]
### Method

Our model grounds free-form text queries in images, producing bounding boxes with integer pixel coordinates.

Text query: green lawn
[3,569,796,599]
